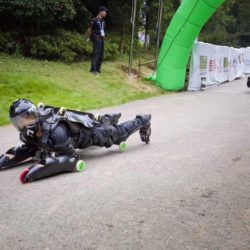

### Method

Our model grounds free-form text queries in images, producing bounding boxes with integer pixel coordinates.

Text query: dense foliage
[0,0,248,62]
[200,0,250,47]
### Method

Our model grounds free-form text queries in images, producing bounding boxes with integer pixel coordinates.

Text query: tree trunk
[120,29,124,55]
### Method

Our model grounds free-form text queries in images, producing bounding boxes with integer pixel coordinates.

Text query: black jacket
[90,17,105,40]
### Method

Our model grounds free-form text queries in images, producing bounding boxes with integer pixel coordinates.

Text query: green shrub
[26,29,92,62]
[25,29,121,62]
[0,32,17,53]
[0,30,142,62]
[103,41,119,60]
[106,33,144,56]
[200,28,232,46]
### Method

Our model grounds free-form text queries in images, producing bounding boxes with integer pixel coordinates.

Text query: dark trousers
[78,118,145,149]
[90,38,104,73]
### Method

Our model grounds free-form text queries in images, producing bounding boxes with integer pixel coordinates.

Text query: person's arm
[50,122,75,156]
[21,123,79,183]
[87,18,94,39]
[0,144,37,170]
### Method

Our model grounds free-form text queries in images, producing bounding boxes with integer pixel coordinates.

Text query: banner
[188,42,249,91]
[243,48,250,74]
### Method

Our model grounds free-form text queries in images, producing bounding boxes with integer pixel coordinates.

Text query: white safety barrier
[188,42,250,91]
[243,48,250,74]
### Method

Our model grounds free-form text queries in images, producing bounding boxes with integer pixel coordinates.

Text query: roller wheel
[119,142,128,152]
[58,107,66,116]
[139,126,151,144]
[20,169,30,184]
[76,160,87,172]
[37,102,45,109]
[94,114,101,121]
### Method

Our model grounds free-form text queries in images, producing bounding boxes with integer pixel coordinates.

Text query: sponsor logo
[209,60,216,72]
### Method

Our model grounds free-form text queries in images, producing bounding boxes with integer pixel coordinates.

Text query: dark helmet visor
[10,106,38,132]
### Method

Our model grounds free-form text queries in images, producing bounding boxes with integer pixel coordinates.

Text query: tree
[237,0,250,46]
[199,0,250,47]
[142,0,177,50]
[0,0,76,34]
[66,0,91,33]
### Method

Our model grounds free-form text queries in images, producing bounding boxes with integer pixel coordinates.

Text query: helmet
[9,99,38,134]
[98,6,108,13]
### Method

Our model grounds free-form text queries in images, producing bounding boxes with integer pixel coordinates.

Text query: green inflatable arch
[156,0,226,91]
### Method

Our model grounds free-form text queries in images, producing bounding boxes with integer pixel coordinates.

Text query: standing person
[89,6,108,75]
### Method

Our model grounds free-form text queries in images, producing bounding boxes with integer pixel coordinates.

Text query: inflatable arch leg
[156,0,226,91]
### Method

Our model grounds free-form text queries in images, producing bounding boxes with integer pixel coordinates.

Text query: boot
[137,114,151,144]
[99,113,122,125]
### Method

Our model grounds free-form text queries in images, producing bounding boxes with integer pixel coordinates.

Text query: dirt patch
[120,64,163,94]
[120,65,135,74]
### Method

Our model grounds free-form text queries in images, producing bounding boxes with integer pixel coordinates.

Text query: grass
[0,54,163,126]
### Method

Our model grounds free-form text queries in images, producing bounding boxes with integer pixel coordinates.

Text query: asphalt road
[0,77,250,250]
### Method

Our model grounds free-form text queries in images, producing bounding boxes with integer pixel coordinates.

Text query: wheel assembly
[20,169,30,184]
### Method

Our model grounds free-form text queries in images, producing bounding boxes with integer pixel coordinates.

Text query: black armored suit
[0,100,151,183]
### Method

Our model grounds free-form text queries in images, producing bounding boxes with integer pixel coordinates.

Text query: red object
[20,169,30,184]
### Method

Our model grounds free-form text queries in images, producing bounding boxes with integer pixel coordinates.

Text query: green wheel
[76,160,87,172]
[58,107,66,116]
[37,102,44,109]
[94,114,101,121]
[119,142,128,152]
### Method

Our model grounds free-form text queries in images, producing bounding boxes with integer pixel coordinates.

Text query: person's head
[9,99,39,136]
[98,6,108,18]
